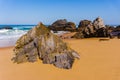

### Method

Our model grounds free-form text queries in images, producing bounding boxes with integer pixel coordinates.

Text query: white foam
[0,29,27,48]
[0,29,9,33]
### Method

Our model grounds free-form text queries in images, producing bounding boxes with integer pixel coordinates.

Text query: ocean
[0,25,35,47]
[0,24,118,48]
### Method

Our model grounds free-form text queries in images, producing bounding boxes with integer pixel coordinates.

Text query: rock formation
[93,17,105,30]
[73,17,108,38]
[12,22,80,69]
[48,19,76,31]
[0,26,13,29]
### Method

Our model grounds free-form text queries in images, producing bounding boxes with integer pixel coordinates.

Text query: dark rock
[78,20,94,38]
[117,33,120,39]
[12,22,80,69]
[0,26,13,29]
[65,22,76,31]
[73,17,108,39]
[48,19,76,31]
[114,25,120,32]
[95,27,108,37]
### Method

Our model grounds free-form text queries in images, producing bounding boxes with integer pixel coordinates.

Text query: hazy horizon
[0,0,120,25]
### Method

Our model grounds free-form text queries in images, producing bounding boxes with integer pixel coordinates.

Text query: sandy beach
[0,38,120,80]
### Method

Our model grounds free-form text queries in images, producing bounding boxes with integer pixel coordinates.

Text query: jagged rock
[93,17,105,30]
[78,20,94,38]
[48,19,76,31]
[0,26,13,29]
[95,27,108,37]
[114,25,120,32]
[108,25,120,39]
[73,17,108,38]
[12,22,80,69]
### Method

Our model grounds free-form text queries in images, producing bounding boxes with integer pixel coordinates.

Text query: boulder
[12,22,80,69]
[93,17,105,30]
[73,17,108,38]
[114,25,120,32]
[0,26,13,29]
[48,19,76,31]
[65,22,76,31]
[78,20,94,38]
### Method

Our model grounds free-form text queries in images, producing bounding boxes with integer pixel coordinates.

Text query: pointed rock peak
[93,17,105,28]
[12,22,80,69]
[95,17,103,21]
[35,22,50,35]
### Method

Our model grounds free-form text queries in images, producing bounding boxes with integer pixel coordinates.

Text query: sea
[0,24,118,48]
[0,25,36,47]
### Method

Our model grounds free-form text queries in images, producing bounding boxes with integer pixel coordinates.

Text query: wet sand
[0,38,120,80]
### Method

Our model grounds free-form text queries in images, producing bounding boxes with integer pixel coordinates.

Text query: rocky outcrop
[48,19,76,31]
[93,17,105,30]
[73,17,108,38]
[78,20,94,38]
[0,26,13,29]
[12,22,80,69]
[114,25,120,32]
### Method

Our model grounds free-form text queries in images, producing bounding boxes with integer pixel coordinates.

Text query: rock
[65,22,76,31]
[48,19,76,31]
[12,22,80,69]
[117,33,120,39]
[78,20,94,38]
[72,32,84,39]
[73,17,108,39]
[0,26,13,29]
[109,25,120,39]
[114,25,120,32]
[93,17,105,30]
[95,27,108,37]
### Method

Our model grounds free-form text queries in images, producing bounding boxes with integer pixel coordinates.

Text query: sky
[0,0,120,25]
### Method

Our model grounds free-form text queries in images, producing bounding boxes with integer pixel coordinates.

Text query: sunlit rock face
[73,17,108,38]
[12,22,80,69]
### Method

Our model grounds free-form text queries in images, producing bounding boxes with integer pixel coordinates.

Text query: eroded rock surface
[12,22,80,69]
[48,19,76,31]
[73,17,108,38]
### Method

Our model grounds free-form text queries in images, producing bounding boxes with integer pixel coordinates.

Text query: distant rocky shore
[0,26,13,29]
[48,17,120,39]
[12,17,120,69]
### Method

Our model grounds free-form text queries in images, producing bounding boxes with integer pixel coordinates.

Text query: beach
[0,38,120,80]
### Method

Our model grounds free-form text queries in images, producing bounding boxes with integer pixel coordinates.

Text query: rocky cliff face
[12,22,80,69]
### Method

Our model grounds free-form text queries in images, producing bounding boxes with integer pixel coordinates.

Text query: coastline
[0,38,120,80]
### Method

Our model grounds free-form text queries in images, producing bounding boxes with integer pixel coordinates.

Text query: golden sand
[0,38,120,80]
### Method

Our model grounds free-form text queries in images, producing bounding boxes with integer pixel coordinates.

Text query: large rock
[93,17,105,30]
[114,25,120,32]
[78,20,94,38]
[73,17,108,38]
[12,22,80,69]
[0,26,13,29]
[48,19,76,31]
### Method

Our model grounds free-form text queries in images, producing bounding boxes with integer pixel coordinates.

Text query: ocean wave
[0,29,27,47]
[0,29,9,33]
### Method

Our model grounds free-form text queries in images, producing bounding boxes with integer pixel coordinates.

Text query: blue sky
[0,0,120,25]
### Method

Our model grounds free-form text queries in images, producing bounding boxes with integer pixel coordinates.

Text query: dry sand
[0,38,120,80]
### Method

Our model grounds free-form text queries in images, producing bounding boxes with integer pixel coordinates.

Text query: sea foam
[0,29,27,48]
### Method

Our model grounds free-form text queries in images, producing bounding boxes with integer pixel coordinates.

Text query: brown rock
[48,19,76,31]
[73,17,108,39]
[12,22,80,69]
